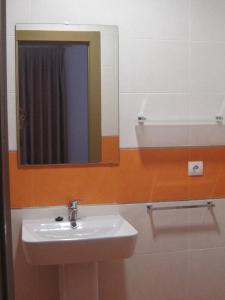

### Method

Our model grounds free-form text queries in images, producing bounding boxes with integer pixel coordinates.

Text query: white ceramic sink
[22,215,138,265]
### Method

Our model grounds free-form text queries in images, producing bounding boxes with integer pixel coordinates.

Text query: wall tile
[99,252,188,300]
[187,200,225,250]
[188,94,225,121]
[119,203,189,254]
[30,0,79,23]
[6,0,30,36]
[190,42,225,93]
[30,0,119,25]
[187,248,225,300]
[119,0,189,40]
[190,0,225,41]
[120,39,189,93]
[187,93,225,146]
[10,148,225,207]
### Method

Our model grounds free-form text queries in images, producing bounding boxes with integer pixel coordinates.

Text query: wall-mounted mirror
[16,24,119,165]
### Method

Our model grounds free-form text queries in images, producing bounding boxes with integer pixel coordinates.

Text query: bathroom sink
[22,215,138,265]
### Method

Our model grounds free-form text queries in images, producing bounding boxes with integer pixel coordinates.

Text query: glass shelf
[136,116,224,126]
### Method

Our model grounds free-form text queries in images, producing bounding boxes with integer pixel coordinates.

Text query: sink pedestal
[58,263,99,300]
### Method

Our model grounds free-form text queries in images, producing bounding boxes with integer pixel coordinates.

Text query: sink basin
[22,215,138,265]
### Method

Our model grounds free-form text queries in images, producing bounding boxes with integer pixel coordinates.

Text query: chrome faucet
[68,200,78,228]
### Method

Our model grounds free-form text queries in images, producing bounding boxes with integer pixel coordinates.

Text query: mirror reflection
[16,25,119,165]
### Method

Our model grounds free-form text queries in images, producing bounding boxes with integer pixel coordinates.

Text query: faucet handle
[70,200,78,209]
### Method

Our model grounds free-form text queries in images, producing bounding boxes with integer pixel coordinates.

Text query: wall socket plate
[188,161,204,176]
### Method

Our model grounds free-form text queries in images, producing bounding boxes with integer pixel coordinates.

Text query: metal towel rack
[147,200,215,211]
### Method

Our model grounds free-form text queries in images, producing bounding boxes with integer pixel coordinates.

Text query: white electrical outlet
[188,161,204,176]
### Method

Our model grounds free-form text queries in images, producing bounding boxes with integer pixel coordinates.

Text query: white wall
[6,0,225,149]
[12,199,225,300]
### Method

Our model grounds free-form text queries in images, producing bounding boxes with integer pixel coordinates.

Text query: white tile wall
[187,248,225,300]
[190,0,225,42]
[118,0,189,40]
[120,39,189,93]
[29,0,119,25]
[12,199,225,300]
[6,0,225,150]
[190,43,225,94]
[6,0,30,36]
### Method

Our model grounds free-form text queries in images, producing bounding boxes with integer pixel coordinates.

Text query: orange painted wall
[9,147,225,208]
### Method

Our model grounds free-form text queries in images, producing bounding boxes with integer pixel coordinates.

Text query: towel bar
[147,201,215,211]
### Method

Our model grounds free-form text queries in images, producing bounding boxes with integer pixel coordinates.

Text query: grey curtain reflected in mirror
[18,42,93,165]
